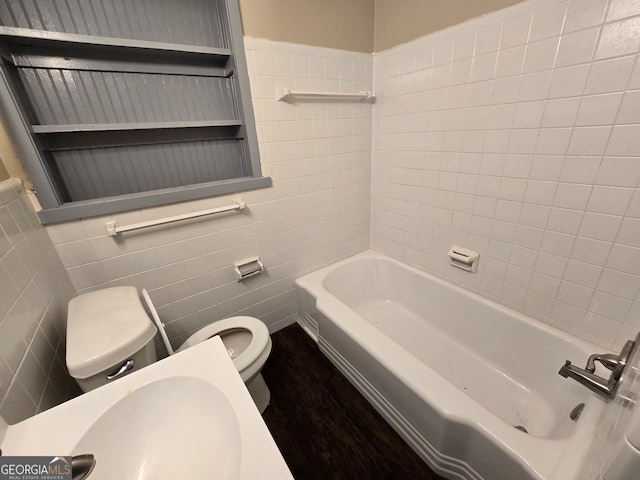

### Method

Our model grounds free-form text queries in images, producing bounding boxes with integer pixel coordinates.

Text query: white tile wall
[0,180,77,423]
[371,0,640,350]
[45,39,372,349]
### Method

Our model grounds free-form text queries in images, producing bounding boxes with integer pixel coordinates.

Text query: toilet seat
[141,289,271,382]
[177,316,271,381]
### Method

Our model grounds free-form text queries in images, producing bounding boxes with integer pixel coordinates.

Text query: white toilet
[66,286,272,413]
[141,288,272,412]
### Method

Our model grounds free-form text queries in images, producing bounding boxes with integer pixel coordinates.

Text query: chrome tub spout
[558,361,614,399]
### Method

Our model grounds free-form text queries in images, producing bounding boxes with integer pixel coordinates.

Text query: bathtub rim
[297,249,610,356]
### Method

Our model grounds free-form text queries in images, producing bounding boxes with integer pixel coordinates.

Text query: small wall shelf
[0,0,268,223]
[276,88,374,103]
[0,26,232,77]
[36,123,245,151]
[31,120,242,134]
[0,26,231,59]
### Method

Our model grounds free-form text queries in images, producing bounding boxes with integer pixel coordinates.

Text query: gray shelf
[0,26,230,59]
[36,176,272,224]
[0,0,268,223]
[32,120,243,134]
[0,26,232,76]
[33,120,245,150]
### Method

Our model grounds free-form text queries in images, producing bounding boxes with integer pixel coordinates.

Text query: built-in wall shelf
[0,0,268,223]
[34,120,245,150]
[32,120,243,134]
[37,123,245,151]
[0,26,232,76]
[276,88,375,103]
[0,26,231,59]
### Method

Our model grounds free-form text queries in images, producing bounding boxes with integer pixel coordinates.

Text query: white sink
[73,377,241,479]
[0,337,292,480]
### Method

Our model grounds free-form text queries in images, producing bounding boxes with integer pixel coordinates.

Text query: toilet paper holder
[233,256,265,281]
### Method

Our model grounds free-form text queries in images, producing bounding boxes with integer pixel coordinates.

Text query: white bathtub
[295,250,608,480]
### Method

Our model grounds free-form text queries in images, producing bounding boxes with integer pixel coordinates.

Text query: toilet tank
[66,286,158,392]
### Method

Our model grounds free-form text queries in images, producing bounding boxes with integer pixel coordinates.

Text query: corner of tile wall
[371,0,640,351]
[0,180,78,424]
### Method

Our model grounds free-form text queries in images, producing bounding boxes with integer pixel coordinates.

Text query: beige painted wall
[239,0,527,53]
[0,122,28,181]
[238,0,374,53]
[0,122,27,182]
[374,0,526,51]
[0,157,8,181]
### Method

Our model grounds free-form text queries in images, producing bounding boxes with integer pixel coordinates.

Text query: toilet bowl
[65,286,272,414]
[141,289,272,412]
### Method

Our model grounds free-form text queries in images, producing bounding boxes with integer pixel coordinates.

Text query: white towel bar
[105,198,246,237]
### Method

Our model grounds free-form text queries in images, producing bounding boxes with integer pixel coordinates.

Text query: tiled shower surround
[372,0,640,350]
[0,180,76,423]
[45,40,373,350]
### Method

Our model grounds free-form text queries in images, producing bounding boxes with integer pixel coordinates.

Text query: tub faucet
[558,337,638,401]
[558,360,615,399]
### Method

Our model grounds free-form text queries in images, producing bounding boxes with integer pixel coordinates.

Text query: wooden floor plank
[261,324,447,480]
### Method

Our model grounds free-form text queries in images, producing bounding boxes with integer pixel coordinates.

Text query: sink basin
[0,337,293,480]
[72,376,241,479]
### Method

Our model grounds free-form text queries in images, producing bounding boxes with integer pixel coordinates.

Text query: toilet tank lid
[66,286,157,379]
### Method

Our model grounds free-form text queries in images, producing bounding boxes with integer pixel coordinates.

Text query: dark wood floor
[261,323,447,480]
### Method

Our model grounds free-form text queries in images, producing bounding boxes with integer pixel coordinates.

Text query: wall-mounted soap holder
[448,246,479,273]
[233,256,265,281]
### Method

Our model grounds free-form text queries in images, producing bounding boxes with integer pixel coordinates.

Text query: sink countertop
[1,336,294,480]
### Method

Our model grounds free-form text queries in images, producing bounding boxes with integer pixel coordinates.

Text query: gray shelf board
[37,176,273,224]
[0,26,231,62]
[40,126,245,151]
[11,54,231,78]
[32,120,243,134]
